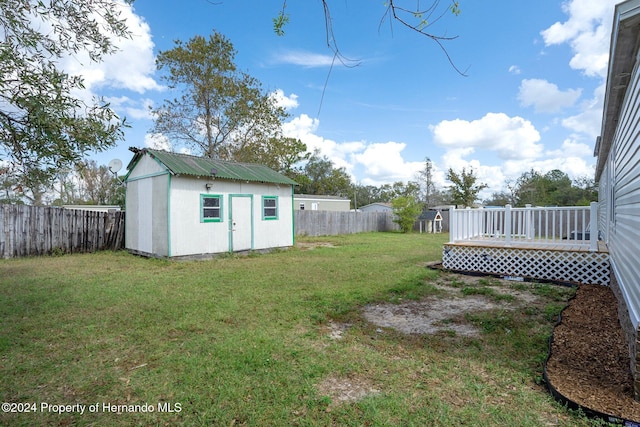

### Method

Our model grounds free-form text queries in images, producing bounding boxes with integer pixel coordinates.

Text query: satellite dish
[108,159,123,174]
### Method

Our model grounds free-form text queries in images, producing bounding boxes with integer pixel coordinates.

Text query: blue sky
[78,0,620,197]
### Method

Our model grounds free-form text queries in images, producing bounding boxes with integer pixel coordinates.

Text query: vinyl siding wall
[601,56,640,330]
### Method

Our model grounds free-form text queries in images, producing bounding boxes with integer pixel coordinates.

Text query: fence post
[589,201,598,252]
[504,204,512,246]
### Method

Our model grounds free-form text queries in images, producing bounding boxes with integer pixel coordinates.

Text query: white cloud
[561,82,605,139]
[430,113,543,161]
[61,1,161,94]
[144,133,171,151]
[352,142,423,185]
[105,96,154,120]
[547,138,593,159]
[271,89,299,110]
[518,79,582,113]
[508,65,521,75]
[282,114,422,185]
[540,0,618,77]
[273,50,336,68]
[282,114,360,174]
[282,114,323,151]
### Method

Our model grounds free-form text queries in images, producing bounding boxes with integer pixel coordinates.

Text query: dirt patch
[296,242,336,250]
[316,376,380,408]
[362,276,533,337]
[363,297,504,337]
[325,321,351,340]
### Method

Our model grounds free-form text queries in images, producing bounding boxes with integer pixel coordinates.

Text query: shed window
[263,196,278,220]
[201,194,223,222]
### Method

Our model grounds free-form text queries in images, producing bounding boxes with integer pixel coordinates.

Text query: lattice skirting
[442,245,610,286]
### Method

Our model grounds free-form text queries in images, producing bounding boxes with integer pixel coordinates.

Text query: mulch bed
[545,284,640,422]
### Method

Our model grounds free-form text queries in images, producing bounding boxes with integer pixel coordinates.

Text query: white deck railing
[449,202,599,252]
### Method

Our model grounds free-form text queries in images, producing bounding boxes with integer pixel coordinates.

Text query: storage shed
[124,148,297,258]
[359,203,393,213]
[417,210,443,233]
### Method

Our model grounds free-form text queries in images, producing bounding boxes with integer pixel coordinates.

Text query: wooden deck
[445,238,609,253]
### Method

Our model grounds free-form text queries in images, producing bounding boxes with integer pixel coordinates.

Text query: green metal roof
[130,149,297,185]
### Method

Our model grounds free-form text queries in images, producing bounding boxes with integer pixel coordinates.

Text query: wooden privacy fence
[0,205,125,259]
[295,210,399,236]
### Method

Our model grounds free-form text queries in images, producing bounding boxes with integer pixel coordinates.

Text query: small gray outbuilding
[293,194,351,211]
[359,202,393,213]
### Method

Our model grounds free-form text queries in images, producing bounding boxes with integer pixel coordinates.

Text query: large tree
[511,169,597,207]
[294,151,352,196]
[0,0,131,205]
[446,167,487,208]
[416,157,439,208]
[233,136,310,175]
[151,31,302,164]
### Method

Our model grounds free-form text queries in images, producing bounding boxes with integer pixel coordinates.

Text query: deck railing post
[525,204,533,240]
[504,204,512,246]
[450,205,457,241]
[589,201,598,252]
[504,205,511,246]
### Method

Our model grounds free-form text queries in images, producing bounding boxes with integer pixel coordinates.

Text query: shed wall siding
[169,177,232,256]
[253,185,293,250]
[606,56,640,329]
[125,179,139,251]
[127,154,166,179]
[151,175,169,256]
[125,172,170,257]
[168,178,293,257]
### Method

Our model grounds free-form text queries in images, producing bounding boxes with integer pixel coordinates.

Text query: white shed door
[230,196,253,252]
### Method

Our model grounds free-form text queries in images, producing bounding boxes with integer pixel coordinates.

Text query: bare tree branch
[272,1,467,76]
[383,0,468,76]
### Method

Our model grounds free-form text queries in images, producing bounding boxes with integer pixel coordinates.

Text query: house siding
[293,195,350,212]
[597,4,640,398]
[603,56,640,332]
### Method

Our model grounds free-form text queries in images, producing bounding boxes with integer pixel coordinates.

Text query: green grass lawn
[0,232,598,426]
